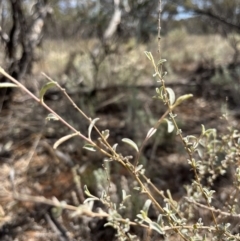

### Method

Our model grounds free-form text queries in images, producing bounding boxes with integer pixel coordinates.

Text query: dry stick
[13,192,108,217]
[185,197,240,219]
[157,0,162,56]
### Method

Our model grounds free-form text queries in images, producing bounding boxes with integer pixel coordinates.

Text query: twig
[185,197,240,219]
[0,67,111,158]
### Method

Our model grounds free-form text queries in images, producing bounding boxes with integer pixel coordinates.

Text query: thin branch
[185,197,240,219]
[0,67,111,158]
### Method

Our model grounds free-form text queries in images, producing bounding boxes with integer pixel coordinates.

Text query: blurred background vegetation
[0,0,240,240]
[0,0,240,88]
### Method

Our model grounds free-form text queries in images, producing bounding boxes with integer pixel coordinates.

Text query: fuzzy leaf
[122,190,131,202]
[88,118,100,140]
[102,129,110,140]
[39,82,57,103]
[165,119,175,133]
[134,186,141,191]
[166,87,175,105]
[173,94,193,108]
[112,143,118,151]
[142,199,152,215]
[46,113,59,121]
[53,133,78,149]
[83,197,99,203]
[149,222,165,235]
[144,51,154,61]
[157,59,167,66]
[122,138,139,152]
[135,165,143,173]
[157,214,163,224]
[0,83,18,88]
[122,190,127,200]
[146,128,157,139]
[83,144,96,152]
[201,124,206,135]
[84,185,96,198]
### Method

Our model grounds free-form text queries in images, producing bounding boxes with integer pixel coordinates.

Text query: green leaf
[122,190,126,200]
[0,83,18,88]
[201,124,206,135]
[135,165,143,173]
[83,197,99,203]
[53,133,79,149]
[149,222,165,235]
[157,214,163,224]
[144,51,154,61]
[162,71,167,77]
[142,199,152,215]
[112,143,118,151]
[134,186,141,191]
[84,185,98,199]
[157,59,167,66]
[165,119,175,133]
[46,113,59,121]
[101,129,110,140]
[158,86,164,99]
[166,87,175,105]
[39,82,56,103]
[122,190,131,202]
[172,94,193,108]
[122,138,139,152]
[83,144,96,152]
[146,128,157,139]
[88,118,99,140]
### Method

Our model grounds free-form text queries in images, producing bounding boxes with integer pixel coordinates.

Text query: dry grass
[1,32,237,87]
[31,32,238,88]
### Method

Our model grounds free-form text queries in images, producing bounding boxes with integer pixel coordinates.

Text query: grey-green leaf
[144,51,153,61]
[157,59,167,66]
[166,87,175,105]
[83,144,96,152]
[142,199,152,215]
[39,82,57,103]
[122,190,131,202]
[165,119,175,133]
[88,118,100,140]
[173,94,193,108]
[201,124,206,135]
[149,222,165,235]
[102,129,110,140]
[83,197,99,203]
[84,185,98,198]
[135,165,143,173]
[0,83,18,88]
[122,138,139,152]
[46,113,59,121]
[53,133,79,149]
[146,128,157,139]
[112,143,118,151]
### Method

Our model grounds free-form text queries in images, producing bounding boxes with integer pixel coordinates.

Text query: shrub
[0,2,240,241]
